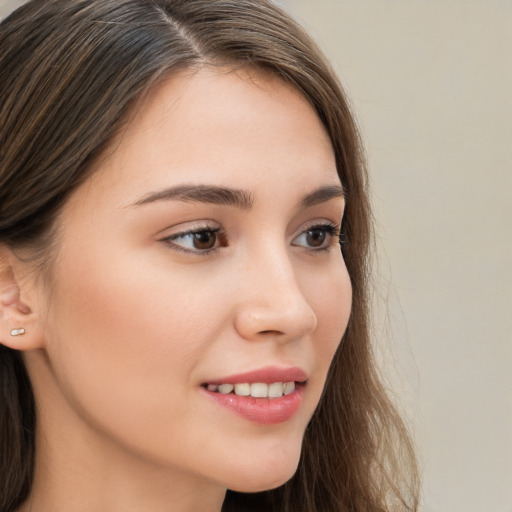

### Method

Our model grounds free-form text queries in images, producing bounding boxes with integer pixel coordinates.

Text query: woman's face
[34,67,351,492]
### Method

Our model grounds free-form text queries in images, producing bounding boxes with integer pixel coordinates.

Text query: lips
[206,381,296,399]
[201,366,307,425]
[204,366,307,386]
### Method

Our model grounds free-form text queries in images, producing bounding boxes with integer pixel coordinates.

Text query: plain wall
[280,2,511,512]
[1,1,511,511]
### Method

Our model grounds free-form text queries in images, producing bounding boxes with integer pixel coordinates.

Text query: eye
[292,223,341,251]
[161,226,227,254]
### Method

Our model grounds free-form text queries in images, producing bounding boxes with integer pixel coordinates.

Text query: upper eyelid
[292,223,340,243]
[157,220,220,239]
[292,219,340,238]
[159,226,224,255]
[159,219,339,239]
[297,219,339,230]
[159,221,340,255]
[167,226,220,240]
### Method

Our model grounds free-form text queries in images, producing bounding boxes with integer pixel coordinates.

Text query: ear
[0,247,45,351]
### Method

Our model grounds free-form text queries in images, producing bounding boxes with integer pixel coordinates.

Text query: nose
[233,251,318,343]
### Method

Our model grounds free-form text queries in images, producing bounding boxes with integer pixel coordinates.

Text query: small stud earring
[10,328,26,337]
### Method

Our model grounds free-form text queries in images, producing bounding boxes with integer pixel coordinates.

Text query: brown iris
[192,231,217,250]
[305,228,327,248]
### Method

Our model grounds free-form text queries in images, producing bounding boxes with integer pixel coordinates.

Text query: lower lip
[201,385,304,425]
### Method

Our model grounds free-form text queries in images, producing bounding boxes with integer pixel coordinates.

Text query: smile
[201,366,307,425]
[205,381,296,399]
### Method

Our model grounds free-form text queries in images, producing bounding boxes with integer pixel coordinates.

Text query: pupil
[307,229,326,247]
[193,231,216,250]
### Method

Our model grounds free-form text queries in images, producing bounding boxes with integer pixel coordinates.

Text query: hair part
[0,1,419,511]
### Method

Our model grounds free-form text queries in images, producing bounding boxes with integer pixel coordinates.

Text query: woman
[0,1,419,511]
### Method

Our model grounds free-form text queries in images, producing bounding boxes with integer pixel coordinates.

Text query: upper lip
[204,366,308,385]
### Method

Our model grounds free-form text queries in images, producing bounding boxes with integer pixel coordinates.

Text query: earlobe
[0,249,45,351]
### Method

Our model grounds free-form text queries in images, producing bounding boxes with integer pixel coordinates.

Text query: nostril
[234,301,316,342]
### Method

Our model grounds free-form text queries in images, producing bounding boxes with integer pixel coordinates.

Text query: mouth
[203,381,299,399]
[200,366,307,425]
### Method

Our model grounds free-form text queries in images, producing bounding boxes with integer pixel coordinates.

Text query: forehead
[77,66,339,209]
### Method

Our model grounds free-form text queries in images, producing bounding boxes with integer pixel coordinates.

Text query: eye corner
[158,222,227,256]
[291,221,342,252]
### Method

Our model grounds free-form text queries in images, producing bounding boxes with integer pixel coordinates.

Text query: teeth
[234,383,250,396]
[268,382,284,398]
[250,383,268,398]
[283,382,295,395]
[218,384,234,394]
[207,382,296,398]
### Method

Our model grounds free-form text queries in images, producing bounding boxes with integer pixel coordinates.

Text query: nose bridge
[234,242,317,341]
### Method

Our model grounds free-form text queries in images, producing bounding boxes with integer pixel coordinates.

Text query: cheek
[41,227,351,485]
[306,259,352,386]
[44,243,225,446]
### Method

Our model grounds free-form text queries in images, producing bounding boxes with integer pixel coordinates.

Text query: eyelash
[292,223,342,253]
[160,222,344,255]
[161,223,226,255]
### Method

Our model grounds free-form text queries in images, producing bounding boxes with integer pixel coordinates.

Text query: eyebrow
[299,184,345,208]
[133,184,254,210]
[132,183,344,210]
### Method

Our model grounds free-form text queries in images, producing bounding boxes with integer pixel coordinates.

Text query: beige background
[280,2,511,512]
[2,1,511,511]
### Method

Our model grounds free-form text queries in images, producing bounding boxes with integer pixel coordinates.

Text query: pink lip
[201,366,307,425]
[201,384,304,425]
[205,366,308,385]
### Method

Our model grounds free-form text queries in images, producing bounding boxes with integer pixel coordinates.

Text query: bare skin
[1,67,351,512]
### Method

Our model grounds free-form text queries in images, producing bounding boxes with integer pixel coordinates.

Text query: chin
[228,472,296,494]
[223,448,301,493]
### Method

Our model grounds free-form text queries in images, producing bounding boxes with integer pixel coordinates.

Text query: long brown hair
[0,1,419,510]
